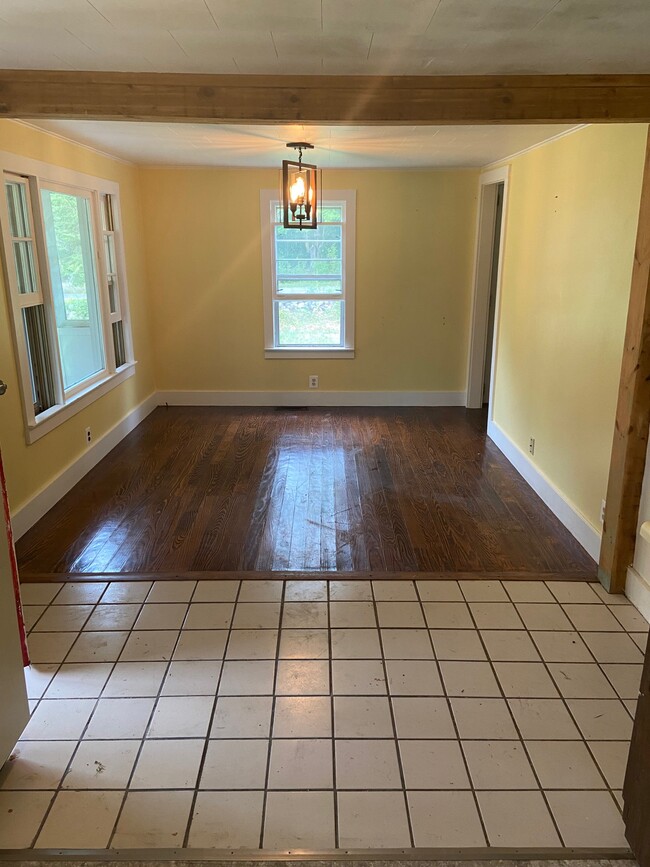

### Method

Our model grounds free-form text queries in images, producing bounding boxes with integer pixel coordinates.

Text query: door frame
[466,165,510,415]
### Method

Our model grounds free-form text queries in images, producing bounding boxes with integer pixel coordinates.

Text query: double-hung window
[0,153,133,442]
[261,189,355,357]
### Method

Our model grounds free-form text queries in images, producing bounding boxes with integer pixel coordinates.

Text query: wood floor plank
[338,413,368,571]
[16,406,597,577]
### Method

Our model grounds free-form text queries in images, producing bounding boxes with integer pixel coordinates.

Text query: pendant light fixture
[282,142,318,230]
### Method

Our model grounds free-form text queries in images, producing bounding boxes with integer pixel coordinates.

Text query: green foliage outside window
[274,209,345,345]
[48,192,90,321]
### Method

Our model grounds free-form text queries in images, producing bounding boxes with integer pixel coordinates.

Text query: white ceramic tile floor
[0,577,645,851]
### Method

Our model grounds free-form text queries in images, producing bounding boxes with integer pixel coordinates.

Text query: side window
[1,165,133,439]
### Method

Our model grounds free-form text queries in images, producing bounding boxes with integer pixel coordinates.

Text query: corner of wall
[626,565,650,624]
[12,392,158,540]
[487,418,601,561]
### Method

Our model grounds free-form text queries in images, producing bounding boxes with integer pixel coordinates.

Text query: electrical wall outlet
[600,499,606,524]
[528,437,535,456]
[85,427,92,444]
[309,375,319,389]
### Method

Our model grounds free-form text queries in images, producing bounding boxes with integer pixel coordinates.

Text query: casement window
[261,189,355,358]
[0,153,134,443]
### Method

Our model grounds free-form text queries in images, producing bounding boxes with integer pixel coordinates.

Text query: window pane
[316,223,343,239]
[276,241,342,261]
[274,203,343,224]
[22,304,56,414]
[275,224,343,279]
[101,193,114,232]
[276,223,342,243]
[5,180,40,295]
[104,234,116,274]
[41,188,105,390]
[13,240,38,294]
[319,206,343,222]
[107,274,119,314]
[277,278,342,295]
[112,320,126,367]
[5,180,30,238]
[277,300,343,346]
[276,238,342,257]
[277,258,341,277]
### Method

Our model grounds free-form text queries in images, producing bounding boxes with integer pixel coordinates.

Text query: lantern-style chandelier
[282,142,318,230]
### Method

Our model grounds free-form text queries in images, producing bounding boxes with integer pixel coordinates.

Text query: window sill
[265,348,355,359]
[26,362,137,444]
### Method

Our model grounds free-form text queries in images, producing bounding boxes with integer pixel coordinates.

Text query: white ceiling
[0,0,649,74]
[28,120,583,168]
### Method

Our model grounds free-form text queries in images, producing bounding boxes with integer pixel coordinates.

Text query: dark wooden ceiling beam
[1,70,650,124]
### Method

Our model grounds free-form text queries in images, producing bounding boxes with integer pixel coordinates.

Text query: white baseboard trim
[487,419,602,561]
[11,392,158,540]
[626,565,650,623]
[157,390,467,407]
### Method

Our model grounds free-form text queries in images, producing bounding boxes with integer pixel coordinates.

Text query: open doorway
[466,167,509,413]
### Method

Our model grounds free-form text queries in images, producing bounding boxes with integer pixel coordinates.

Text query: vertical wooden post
[599,127,650,593]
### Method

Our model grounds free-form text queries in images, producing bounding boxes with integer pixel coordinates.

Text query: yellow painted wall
[0,121,156,513]
[139,167,479,393]
[490,124,648,532]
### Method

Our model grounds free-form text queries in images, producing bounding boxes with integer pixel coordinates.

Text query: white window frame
[260,188,356,359]
[0,150,135,444]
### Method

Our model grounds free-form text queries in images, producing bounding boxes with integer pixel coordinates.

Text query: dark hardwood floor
[17,406,596,577]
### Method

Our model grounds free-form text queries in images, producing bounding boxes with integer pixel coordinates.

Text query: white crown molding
[10,120,135,167]
[481,124,589,171]
[139,164,481,172]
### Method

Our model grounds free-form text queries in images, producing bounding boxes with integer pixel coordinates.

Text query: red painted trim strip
[0,450,29,666]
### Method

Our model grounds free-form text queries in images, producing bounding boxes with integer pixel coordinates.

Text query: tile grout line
[523,617,633,815]
[11,577,646,851]
[501,581,638,822]
[327,580,340,849]
[25,580,67,633]
[414,578,491,848]
[532,583,635,804]
[502,581,641,751]
[525,586,628,817]
[105,580,198,849]
[458,579,567,847]
[26,580,123,847]
[257,581,286,849]
[179,580,242,849]
[23,579,157,711]
[12,785,628,792]
[9,732,638,742]
[369,582,415,849]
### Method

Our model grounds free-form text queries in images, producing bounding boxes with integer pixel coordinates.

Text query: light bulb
[291,176,305,202]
